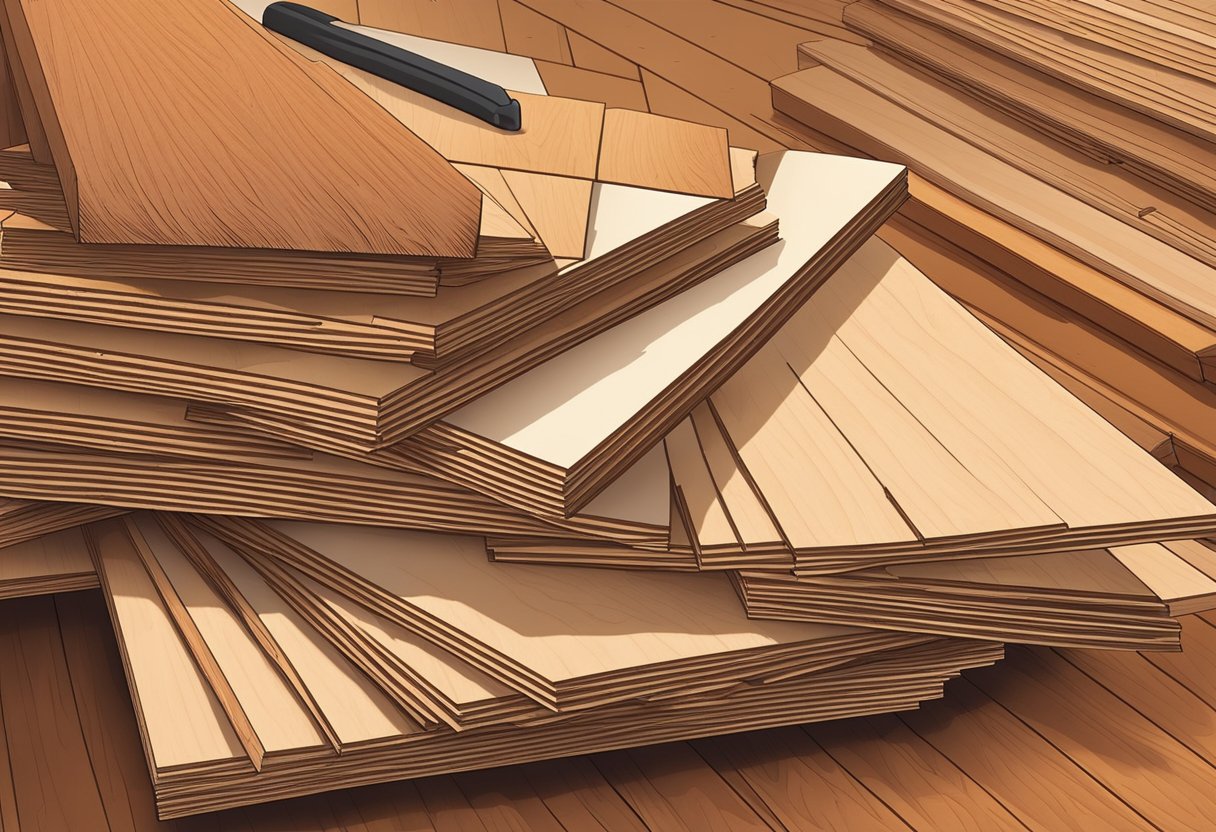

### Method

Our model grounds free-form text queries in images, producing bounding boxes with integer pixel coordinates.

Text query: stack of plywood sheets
[3,2,1216,826]
[78,511,1000,818]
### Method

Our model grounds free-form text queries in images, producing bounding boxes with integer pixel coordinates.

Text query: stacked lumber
[2,1,1216,825]
[772,0,1216,386]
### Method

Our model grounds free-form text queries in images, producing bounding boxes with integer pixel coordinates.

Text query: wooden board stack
[2,0,1216,823]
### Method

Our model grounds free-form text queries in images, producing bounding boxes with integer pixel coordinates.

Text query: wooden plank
[55,590,173,832]
[122,516,268,770]
[0,595,111,832]
[591,750,694,831]
[1057,645,1216,768]
[694,727,914,829]
[567,31,640,79]
[807,715,1027,831]
[534,62,648,111]
[900,679,1149,830]
[86,519,246,773]
[0,51,25,149]
[452,767,566,832]
[773,66,1216,332]
[416,776,492,832]
[499,0,572,64]
[606,0,813,80]
[2,0,481,257]
[0,675,17,832]
[970,647,1216,830]
[619,743,776,832]
[325,781,437,832]
[521,758,648,832]
[598,109,733,198]
[356,0,506,50]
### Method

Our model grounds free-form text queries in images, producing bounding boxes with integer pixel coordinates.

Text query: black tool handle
[263,2,522,131]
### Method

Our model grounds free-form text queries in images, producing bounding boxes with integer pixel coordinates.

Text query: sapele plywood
[2,0,481,256]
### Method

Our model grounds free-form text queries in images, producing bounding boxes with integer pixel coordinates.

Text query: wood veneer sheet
[400,151,906,517]
[0,526,97,599]
[1,0,481,256]
[201,516,919,709]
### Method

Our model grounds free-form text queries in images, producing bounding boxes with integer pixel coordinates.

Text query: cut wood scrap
[501,170,593,259]
[844,1,1216,213]
[514,0,806,152]
[875,0,1216,145]
[597,109,733,198]
[0,526,96,600]
[394,151,905,518]
[314,42,604,180]
[0,0,481,257]
[773,66,1216,334]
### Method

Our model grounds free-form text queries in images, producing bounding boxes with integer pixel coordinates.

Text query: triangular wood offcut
[501,170,594,259]
[0,0,482,257]
[597,108,735,198]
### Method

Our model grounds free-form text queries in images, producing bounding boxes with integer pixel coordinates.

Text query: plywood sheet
[598,109,734,198]
[2,0,481,256]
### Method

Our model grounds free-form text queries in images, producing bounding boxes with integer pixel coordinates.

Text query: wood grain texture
[357,0,507,50]
[501,170,592,258]
[598,109,734,198]
[499,0,572,64]
[808,714,1026,831]
[534,62,648,111]
[3,0,481,256]
[86,519,246,773]
[315,52,604,179]
[0,596,111,832]
[567,31,640,80]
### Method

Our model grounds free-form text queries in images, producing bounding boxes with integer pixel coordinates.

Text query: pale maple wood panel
[501,170,593,258]
[598,109,734,198]
[2,0,481,257]
[130,514,328,757]
[85,519,246,772]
